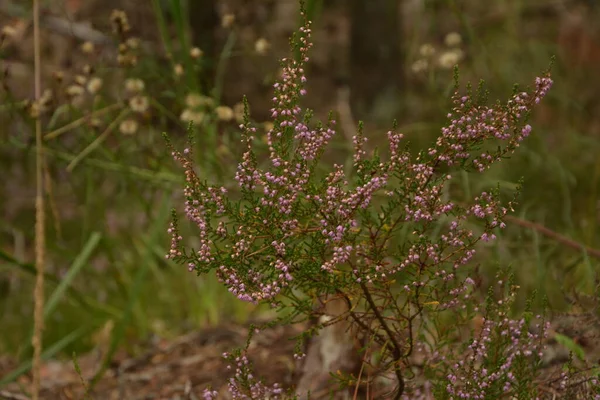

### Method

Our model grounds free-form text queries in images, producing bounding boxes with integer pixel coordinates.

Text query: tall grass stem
[32,0,46,398]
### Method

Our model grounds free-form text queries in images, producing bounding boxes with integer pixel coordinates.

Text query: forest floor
[0,322,303,400]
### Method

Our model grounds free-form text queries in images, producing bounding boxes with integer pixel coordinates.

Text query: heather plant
[431,277,549,400]
[165,5,561,399]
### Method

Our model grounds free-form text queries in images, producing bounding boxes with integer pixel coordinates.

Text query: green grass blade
[14,232,104,360]
[44,232,102,319]
[0,248,120,318]
[213,31,237,104]
[89,194,171,388]
[554,333,586,361]
[151,0,173,58]
[168,0,191,53]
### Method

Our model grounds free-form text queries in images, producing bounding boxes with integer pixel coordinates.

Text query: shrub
[166,5,560,399]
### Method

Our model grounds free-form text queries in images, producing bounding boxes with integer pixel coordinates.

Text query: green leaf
[554,333,586,361]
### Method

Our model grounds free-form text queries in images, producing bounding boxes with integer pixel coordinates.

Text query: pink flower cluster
[445,314,548,399]
[223,351,284,399]
[432,75,553,173]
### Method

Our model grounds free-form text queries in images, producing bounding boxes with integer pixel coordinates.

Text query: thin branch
[505,215,600,260]
[0,390,31,400]
[333,289,388,346]
[359,282,404,399]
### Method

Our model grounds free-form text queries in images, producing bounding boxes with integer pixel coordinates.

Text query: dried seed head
[254,38,270,55]
[87,77,103,94]
[1,25,17,40]
[75,75,87,86]
[444,32,462,47]
[129,95,149,113]
[28,101,42,118]
[190,47,203,59]
[221,13,235,28]
[216,105,234,121]
[180,109,205,125]
[185,93,202,108]
[411,59,428,74]
[119,119,138,135]
[117,54,137,67]
[82,64,94,75]
[185,93,213,109]
[110,10,131,35]
[125,78,145,93]
[39,89,53,106]
[438,49,464,69]
[66,84,85,97]
[126,37,140,49]
[419,43,436,58]
[173,64,184,78]
[81,41,95,54]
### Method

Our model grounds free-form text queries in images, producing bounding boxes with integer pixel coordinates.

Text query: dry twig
[505,215,600,260]
[0,390,31,400]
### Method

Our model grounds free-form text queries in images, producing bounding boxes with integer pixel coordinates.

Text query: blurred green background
[0,0,599,383]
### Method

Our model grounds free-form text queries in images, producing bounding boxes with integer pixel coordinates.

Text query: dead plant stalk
[32,0,46,399]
